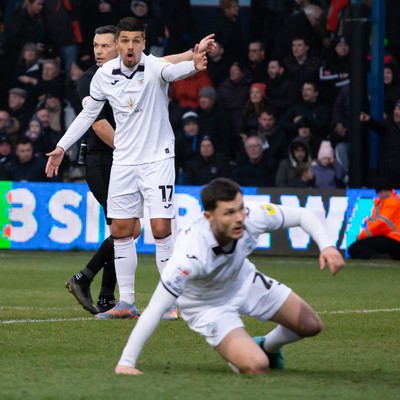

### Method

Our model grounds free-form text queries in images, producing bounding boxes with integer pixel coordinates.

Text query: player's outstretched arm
[163,34,215,64]
[278,205,344,275]
[319,246,344,276]
[45,146,65,178]
[116,282,176,375]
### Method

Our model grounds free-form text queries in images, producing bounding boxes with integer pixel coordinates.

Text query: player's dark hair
[116,17,145,37]
[201,178,242,211]
[95,25,117,36]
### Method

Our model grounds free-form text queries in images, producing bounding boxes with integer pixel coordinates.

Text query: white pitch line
[1,308,400,325]
[0,306,68,311]
[1,317,93,324]
[317,308,400,315]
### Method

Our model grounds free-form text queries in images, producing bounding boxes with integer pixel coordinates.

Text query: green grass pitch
[1,251,399,400]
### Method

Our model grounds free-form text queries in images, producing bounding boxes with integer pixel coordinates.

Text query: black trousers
[85,150,113,225]
[348,236,400,260]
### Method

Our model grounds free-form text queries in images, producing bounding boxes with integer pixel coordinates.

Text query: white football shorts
[178,271,292,347]
[107,158,175,219]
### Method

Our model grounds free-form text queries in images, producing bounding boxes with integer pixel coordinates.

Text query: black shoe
[97,296,117,313]
[65,276,100,314]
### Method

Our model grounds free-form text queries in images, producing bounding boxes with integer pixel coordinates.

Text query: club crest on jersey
[207,322,218,336]
[261,204,276,215]
[242,237,256,252]
[137,72,144,85]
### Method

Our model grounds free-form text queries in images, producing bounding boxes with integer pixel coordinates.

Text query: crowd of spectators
[0,0,398,187]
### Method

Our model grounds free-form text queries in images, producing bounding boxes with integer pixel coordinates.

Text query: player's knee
[301,314,323,337]
[239,354,269,375]
[152,228,172,240]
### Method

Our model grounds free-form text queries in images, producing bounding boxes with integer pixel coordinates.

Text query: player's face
[117,31,145,68]
[205,192,246,245]
[93,33,118,66]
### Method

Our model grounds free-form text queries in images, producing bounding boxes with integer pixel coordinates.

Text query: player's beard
[123,51,140,68]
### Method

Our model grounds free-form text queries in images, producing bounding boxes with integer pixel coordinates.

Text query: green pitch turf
[1,251,399,400]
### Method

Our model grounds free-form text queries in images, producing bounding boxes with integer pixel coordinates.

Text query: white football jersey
[57,53,197,165]
[161,203,285,306]
[90,53,193,165]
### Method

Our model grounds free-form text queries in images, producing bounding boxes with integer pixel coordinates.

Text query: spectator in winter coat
[5,137,48,181]
[217,61,250,148]
[319,35,350,104]
[264,59,299,117]
[288,160,315,188]
[195,86,233,159]
[275,137,312,187]
[234,135,274,187]
[279,81,331,140]
[360,102,400,187]
[184,136,231,185]
[311,140,345,188]
[283,37,321,90]
[175,111,204,184]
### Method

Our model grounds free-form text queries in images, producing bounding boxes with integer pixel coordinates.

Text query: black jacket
[185,153,231,185]
[364,117,400,185]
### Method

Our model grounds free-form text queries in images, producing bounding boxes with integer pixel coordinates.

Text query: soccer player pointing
[46,17,209,319]
[115,178,344,375]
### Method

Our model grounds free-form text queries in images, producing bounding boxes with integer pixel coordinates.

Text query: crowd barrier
[0,181,377,257]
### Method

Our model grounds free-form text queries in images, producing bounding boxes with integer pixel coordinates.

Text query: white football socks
[262,325,302,353]
[154,234,174,275]
[114,237,137,305]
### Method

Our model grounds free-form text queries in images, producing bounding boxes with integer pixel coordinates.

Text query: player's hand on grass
[319,246,344,276]
[198,33,216,53]
[193,44,208,71]
[45,146,65,178]
[115,365,143,375]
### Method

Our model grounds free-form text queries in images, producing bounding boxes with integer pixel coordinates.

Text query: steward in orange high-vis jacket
[348,184,400,260]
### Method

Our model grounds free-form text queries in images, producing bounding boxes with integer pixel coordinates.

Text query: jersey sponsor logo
[123,97,143,115]
[164,204,172,209]
[261,204,276,215]
[136,72,144,85]
[126,97,136,110]
[110,80,119,85]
